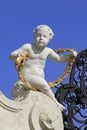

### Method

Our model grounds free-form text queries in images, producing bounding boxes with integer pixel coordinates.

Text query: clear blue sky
[0,0,87,98]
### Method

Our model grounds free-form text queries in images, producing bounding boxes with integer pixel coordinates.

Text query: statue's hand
[72,50,77,57]
[15,51,29,68]
[70,49,77,57]
[15,56,24,66]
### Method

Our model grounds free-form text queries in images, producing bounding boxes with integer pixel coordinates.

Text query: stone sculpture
[0,25,77,130]
[0,90,64,130]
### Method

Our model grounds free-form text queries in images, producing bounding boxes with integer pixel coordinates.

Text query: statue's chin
[36,43,46,49]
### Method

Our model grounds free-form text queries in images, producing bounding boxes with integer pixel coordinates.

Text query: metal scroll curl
[55,49,87,130]
[15,48,75,90]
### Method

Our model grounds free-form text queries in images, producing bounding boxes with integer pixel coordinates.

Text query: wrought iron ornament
[55,49,87,130]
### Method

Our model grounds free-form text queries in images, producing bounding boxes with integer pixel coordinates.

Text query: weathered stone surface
[0,90,64,130]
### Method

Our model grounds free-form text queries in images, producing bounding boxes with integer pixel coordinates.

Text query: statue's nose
[40,36,43,39]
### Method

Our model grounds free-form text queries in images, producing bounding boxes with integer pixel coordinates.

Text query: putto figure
[9,25,77,111]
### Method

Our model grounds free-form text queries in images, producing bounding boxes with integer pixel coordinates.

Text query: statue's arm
[48,48,77,63]
[9,43,30,61]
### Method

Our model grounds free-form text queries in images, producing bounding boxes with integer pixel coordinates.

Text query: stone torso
[22,44,50,78]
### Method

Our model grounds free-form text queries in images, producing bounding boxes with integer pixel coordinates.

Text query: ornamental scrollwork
[55,49,87,130]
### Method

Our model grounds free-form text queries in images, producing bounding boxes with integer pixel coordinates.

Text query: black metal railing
[55,49,87,130]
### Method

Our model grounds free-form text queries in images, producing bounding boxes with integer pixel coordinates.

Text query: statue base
[0,90,64,130]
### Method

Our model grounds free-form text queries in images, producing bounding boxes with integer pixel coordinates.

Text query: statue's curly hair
[33,24,54,40]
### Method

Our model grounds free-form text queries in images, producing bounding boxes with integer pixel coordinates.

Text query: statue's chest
[29,49,48,60]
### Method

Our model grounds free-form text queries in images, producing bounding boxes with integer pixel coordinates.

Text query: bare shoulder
[20,43,32,51]
[21,43,31,48]
[46,47,54,54]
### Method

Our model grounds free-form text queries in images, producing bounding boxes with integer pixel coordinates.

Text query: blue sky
[0,0,87,98]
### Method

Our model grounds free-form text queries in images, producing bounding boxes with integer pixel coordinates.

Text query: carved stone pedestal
[0,91,64,130]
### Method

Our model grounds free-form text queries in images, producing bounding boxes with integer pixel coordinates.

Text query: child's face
[34,29,51,48]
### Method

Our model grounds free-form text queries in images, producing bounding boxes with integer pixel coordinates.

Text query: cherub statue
[9,25,77,111]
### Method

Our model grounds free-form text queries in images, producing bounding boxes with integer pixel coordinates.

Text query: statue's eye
[43,35,46,38]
